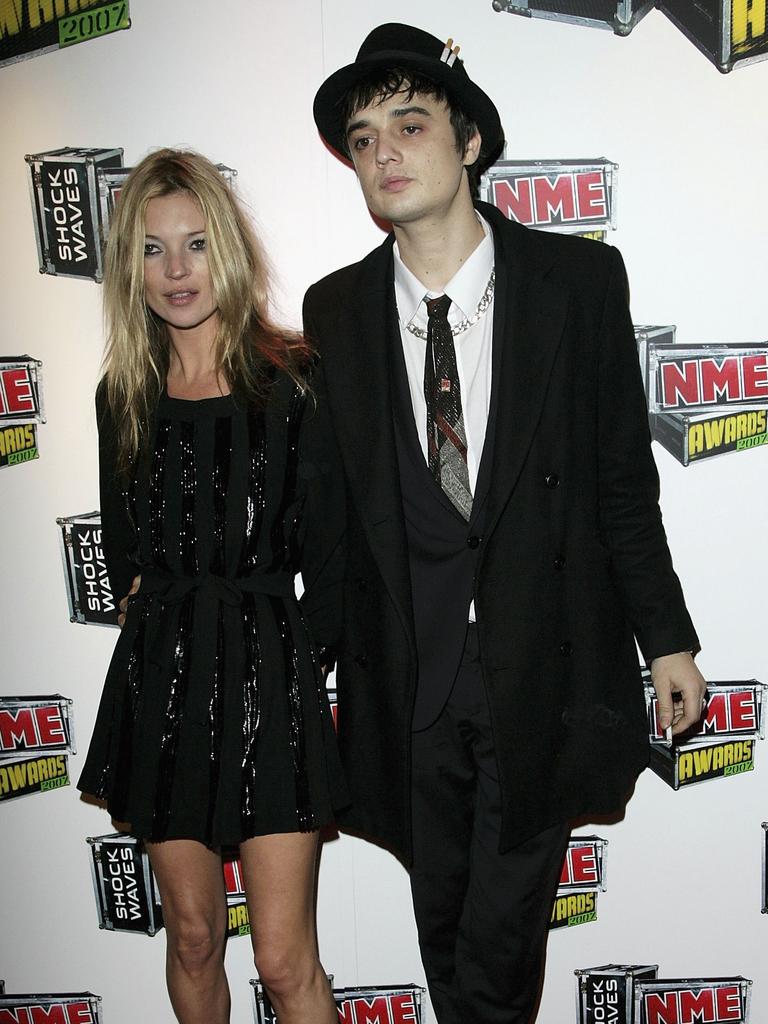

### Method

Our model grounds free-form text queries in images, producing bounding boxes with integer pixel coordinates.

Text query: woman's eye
[190,237,207,251]
[143,243,160,256]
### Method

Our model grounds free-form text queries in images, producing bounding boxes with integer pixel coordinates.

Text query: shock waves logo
[26,148,123,281]
[0,993,102,1023]
[482,159,617,240]
[576,964,659,1024]
[550,836,607,929]
[57,513,118,626]
[87,834,163,935]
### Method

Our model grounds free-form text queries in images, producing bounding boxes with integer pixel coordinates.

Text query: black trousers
[410,625,570,1024]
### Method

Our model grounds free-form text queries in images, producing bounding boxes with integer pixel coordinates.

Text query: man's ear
[463,130,482,168]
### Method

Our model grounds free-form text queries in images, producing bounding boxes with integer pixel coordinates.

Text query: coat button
[545,473,560,489]
[355,577,367,590]
[554,555,566,571]
[559,641,572,657]
[354,653,368,668]
[467,535,481,549]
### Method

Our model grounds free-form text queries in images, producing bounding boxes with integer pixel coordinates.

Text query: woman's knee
[252,940,318,998]
[167,916,225,975]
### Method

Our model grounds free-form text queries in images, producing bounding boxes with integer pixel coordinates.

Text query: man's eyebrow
[346,105,433,136]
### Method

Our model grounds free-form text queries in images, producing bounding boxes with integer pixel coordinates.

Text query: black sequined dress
[77,374,349,845]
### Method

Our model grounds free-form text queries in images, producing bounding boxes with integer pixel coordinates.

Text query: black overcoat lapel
[319,237,415,644]
[479,204,570,541]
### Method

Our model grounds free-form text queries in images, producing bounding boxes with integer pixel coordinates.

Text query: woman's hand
[117,574,142,628]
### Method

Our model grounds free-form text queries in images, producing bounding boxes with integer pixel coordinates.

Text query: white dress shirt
[393,215,496,622]
[393,214,495,493]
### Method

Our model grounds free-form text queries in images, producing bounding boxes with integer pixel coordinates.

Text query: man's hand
[117,574,142,628]
[650,651,706,736]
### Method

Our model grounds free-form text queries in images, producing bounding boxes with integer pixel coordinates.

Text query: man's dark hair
[340,67,483,197]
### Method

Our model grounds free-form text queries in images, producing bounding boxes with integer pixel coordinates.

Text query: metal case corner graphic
[87,833,164,935]
[57,511,119,626]
[482,158,618,237]
[576,964,659,1024]
[26,147,124,281]
[0,993,103,1023]
[634,976,752,1024]
[658,0,768,71]
[491,0,652,35]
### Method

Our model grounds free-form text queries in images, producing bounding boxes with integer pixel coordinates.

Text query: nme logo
[559,842,600,888]
[223,857,245,898]
[0,704,67,755]
[643,984,744,1023]
[649,689,759,741]
[0,366,35,418]
[0,1003,97,1024]
[490,170,608,227]
[337,994,419,1023]
[659,354,768,410]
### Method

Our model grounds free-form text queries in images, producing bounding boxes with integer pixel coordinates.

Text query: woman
[77,149,346,1024]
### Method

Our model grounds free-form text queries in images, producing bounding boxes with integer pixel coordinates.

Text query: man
[301,23,705,1024]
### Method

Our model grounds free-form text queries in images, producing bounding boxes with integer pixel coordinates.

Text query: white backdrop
[0,1,766,1021]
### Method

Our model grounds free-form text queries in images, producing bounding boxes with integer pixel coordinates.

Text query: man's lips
[164,290,199,306]
[380,176,413,193]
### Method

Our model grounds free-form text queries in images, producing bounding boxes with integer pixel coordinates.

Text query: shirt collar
[394,214,495,332]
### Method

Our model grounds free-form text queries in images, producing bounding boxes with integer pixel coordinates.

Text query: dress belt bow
[138,566,295,606]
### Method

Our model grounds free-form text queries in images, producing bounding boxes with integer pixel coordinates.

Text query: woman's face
[143,191,218,336]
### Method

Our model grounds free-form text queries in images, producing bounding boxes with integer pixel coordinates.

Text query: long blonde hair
[101,148,309,467]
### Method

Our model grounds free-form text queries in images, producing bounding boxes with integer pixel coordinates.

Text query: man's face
[345,90,480,226]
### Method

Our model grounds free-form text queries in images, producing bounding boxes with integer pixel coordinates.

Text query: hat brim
[313,49,503,170]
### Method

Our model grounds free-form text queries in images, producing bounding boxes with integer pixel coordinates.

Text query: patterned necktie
[423,294,473,520]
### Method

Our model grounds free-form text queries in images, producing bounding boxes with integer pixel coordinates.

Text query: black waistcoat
[388,306,500,731]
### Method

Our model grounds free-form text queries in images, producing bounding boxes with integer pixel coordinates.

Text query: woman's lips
[165,290,198,306]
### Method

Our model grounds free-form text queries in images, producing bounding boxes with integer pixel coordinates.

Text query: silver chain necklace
[405,269,496,340]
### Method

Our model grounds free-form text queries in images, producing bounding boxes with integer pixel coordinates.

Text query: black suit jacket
[301,202,698,861]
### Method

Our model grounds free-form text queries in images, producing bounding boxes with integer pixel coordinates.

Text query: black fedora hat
[313,23,504,170]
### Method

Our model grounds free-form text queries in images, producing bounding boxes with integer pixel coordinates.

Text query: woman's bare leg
[146,839,229,1024]
[240,831,336,1024]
